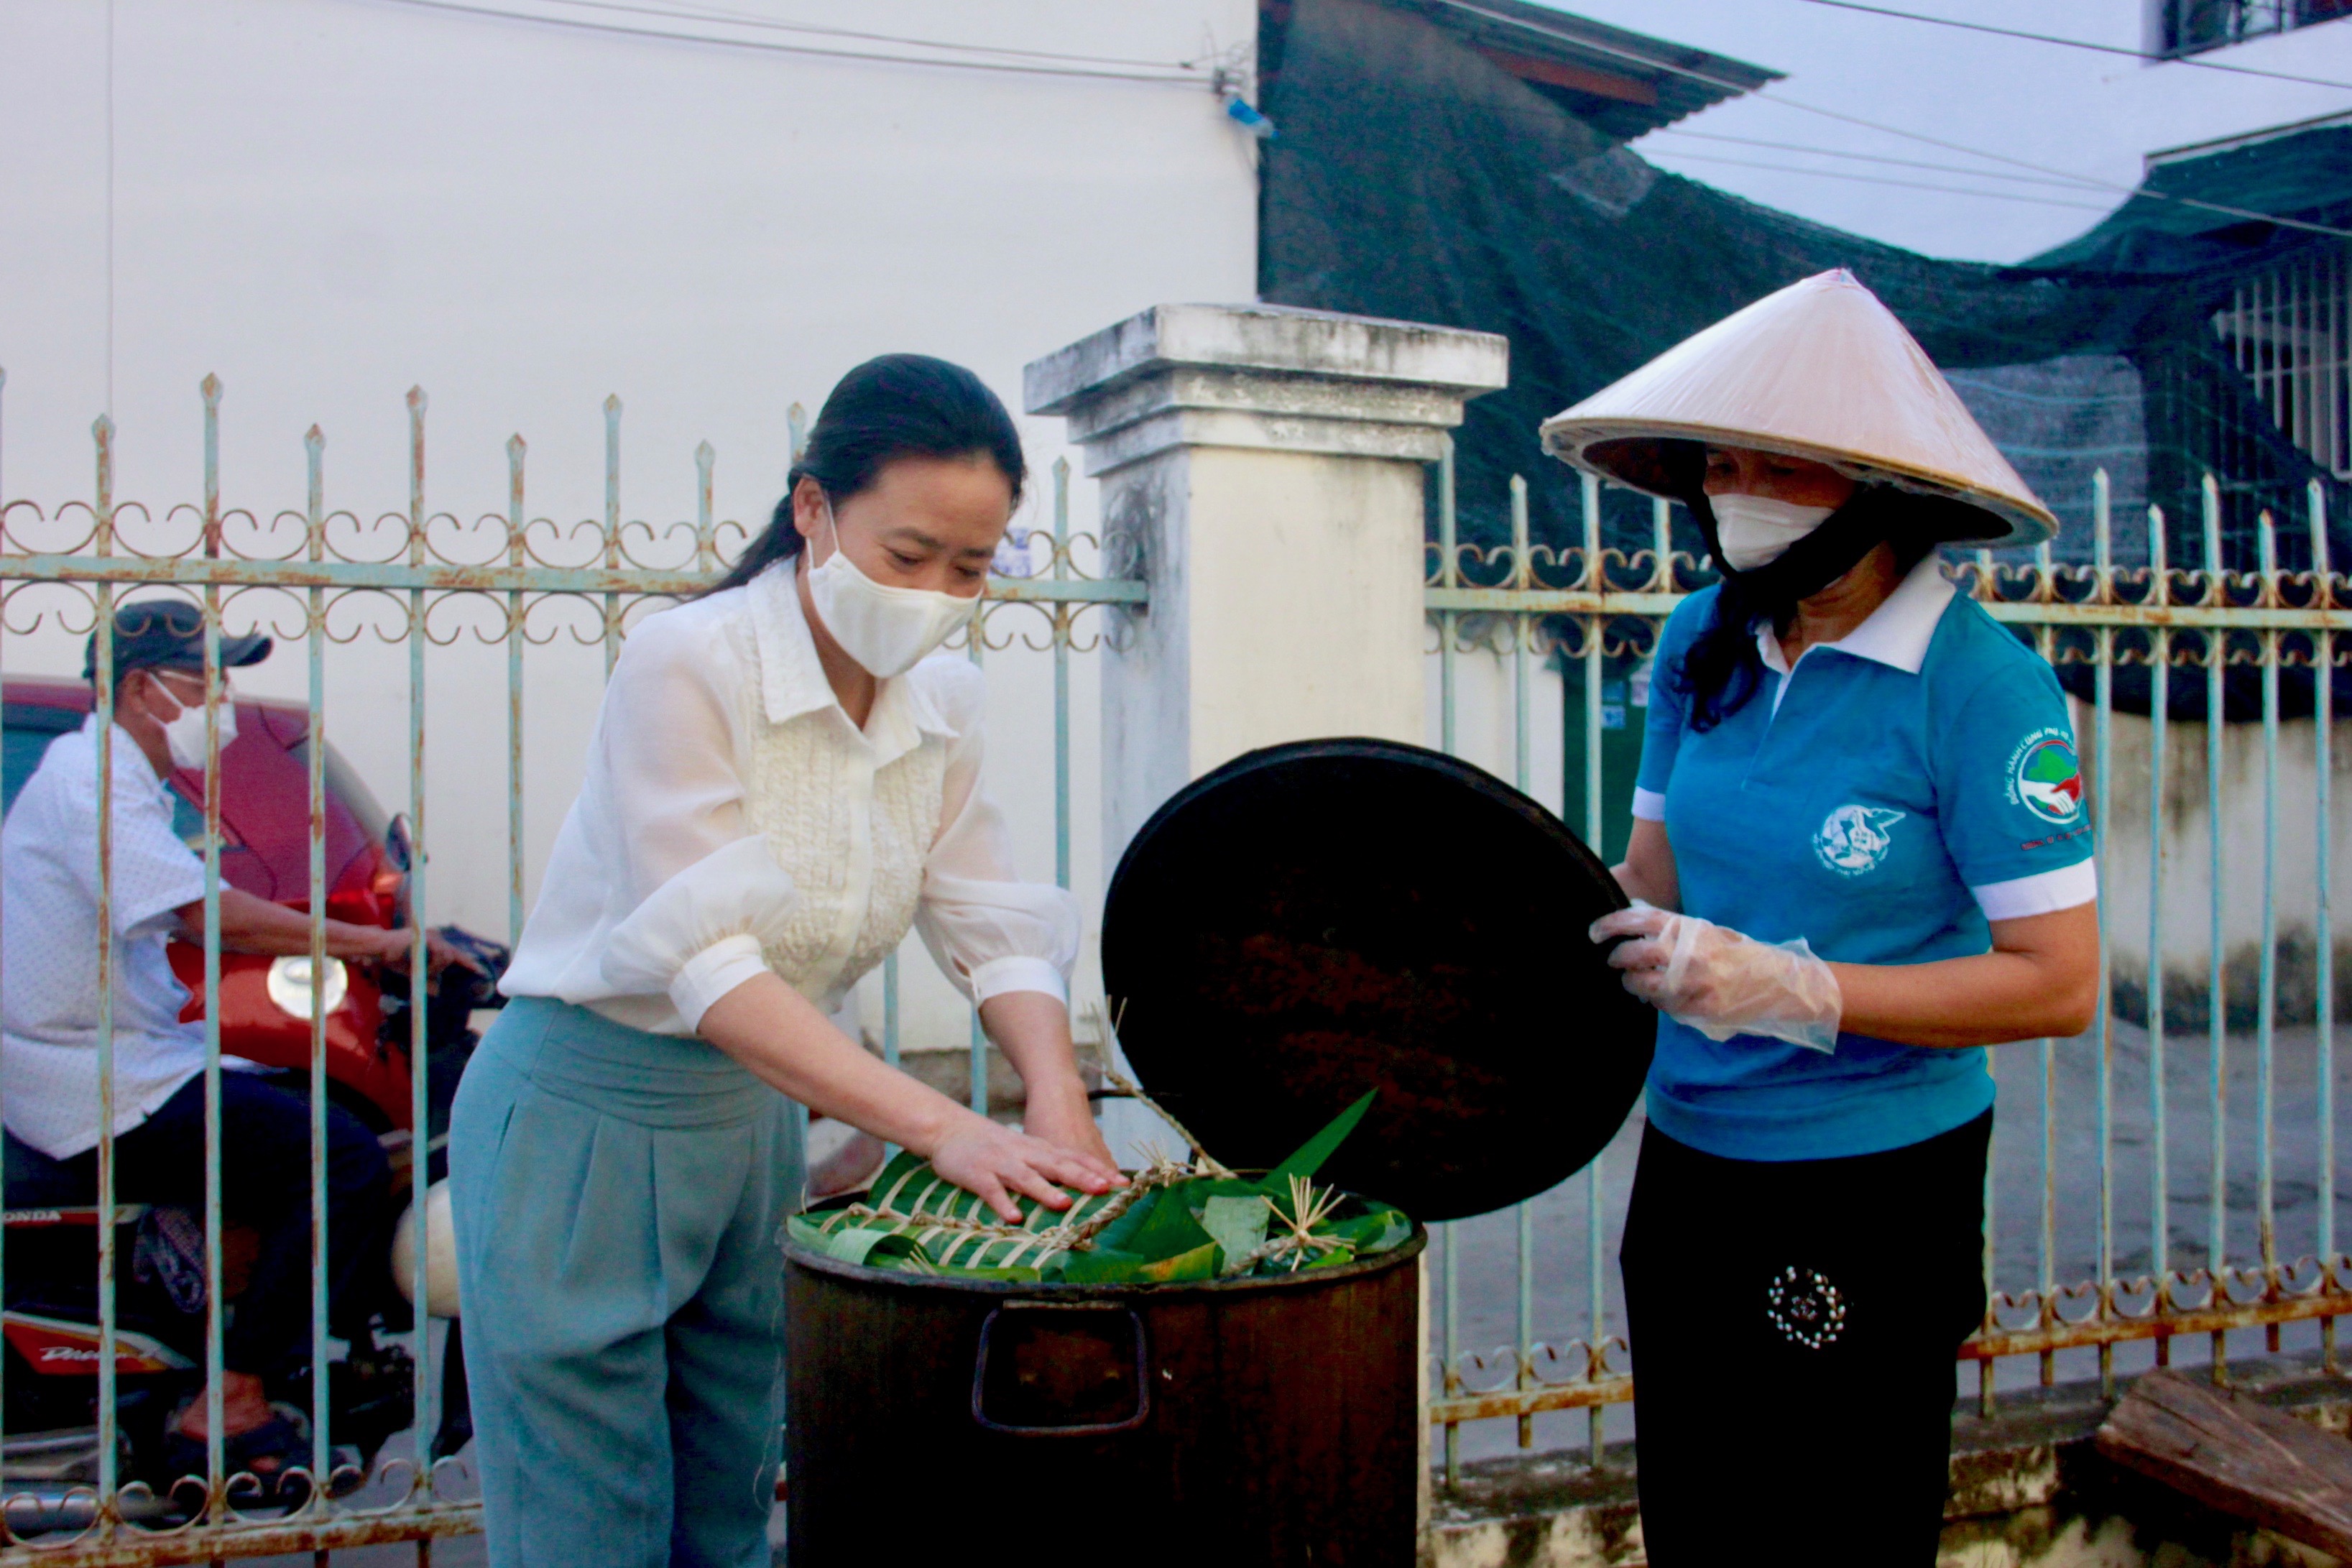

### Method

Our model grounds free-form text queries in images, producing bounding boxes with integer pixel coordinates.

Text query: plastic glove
[1588,903,1843,1054]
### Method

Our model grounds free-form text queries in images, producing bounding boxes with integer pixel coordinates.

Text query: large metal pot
[783,739,1649,1566]
[785,1232,1425,1565]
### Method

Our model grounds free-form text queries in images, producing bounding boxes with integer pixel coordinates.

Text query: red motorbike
[0,678,502,1518]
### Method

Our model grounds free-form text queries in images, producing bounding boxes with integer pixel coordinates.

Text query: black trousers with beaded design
[1619,1110,1991,1567]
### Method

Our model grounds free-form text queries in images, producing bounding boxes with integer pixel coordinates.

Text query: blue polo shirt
[1631,556,2096,1162]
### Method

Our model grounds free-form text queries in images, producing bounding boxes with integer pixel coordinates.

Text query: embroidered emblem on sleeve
[1813,804,1905,876]
[2006,730,2084,826]
[1766,1265,1848,1350]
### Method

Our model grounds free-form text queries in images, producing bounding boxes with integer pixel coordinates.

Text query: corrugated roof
[2024,121,2352,275]
[1373,0,1781,140]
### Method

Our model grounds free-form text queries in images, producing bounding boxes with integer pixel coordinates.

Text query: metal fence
[0,373,1135,1562]
[1422,443,2352,1485]
[10,372,2350,1552]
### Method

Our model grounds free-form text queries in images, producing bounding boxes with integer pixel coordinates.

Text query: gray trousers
[451,996,805,1568]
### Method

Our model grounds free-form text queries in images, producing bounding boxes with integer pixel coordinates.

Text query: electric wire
[1418,0,2352,241]
[1793,0,2352,91]
[499,0,1220,74]
[367,0,1212,85]
[1638,150,2116,212]
[1647,129,2125,192]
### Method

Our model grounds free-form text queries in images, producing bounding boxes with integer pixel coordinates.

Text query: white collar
[82,711,171,796]
[745,563,959,762]
[1756,554,1955,678]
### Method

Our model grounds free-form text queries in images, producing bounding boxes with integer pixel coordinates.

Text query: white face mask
[803,501,980,678]
[1710,494,1838,572]
[148,673,235,771]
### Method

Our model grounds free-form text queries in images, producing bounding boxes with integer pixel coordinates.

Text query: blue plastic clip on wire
[1224,94,1276,139]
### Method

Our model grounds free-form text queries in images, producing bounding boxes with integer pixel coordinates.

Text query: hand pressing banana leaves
[786,1090,1413,1283]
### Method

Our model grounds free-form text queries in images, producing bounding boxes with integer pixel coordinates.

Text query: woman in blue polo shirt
[1542,272,2099,1564]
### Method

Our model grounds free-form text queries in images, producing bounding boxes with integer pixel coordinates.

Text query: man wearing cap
[0,599,428,1485]
[1546,272,2100,1562]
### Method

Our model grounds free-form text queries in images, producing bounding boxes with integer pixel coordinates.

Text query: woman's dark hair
[709,354,1026,594]
[1672,481,1956,732]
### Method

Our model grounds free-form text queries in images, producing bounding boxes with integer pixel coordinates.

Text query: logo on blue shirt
[2006,731,2084,826]
[1813,804,1906,876]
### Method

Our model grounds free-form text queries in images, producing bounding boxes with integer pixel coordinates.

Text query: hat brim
[218,633,272,668]
[1545,422,2057,548]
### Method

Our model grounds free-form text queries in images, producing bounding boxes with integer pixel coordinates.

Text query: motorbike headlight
[266,955,349,1020]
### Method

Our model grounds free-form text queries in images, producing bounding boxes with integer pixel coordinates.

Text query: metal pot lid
[1100,738,1653,1223]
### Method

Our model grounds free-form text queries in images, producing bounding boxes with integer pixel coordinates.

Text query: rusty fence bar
[1424,443,2352,1480]
[0,378,1138,1564]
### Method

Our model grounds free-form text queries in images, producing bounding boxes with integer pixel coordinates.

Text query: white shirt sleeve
[602,837,801,1028]
[912,670,1079,1007]
[84,742,208,939]
[578,614,799,1029]
[1970,859,2098,922]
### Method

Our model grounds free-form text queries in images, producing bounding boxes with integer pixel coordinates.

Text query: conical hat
[1539,269,2054,545]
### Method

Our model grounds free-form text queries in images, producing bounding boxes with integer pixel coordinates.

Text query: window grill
[2213,244,2352,482]
[2162,0,2352,57]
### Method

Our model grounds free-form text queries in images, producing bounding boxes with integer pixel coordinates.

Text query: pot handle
[971,1301,1151,1436]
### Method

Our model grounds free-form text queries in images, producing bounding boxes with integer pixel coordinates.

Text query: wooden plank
[2095,1368,2352,1557]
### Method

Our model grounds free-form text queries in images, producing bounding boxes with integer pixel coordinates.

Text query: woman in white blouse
[451,355,1120,1568]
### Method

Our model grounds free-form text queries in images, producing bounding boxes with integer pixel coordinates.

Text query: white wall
[2083,698,2352,1024]
[1422,629,1567,819]
[0,0,1260,1055]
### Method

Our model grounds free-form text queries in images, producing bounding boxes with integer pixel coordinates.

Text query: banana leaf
[801,1151,1132,1274]
[1257,1089,1378,1195]
[1198,1194,1272,1262]
[936,1265,1043,1282]
[824,1228,923,1268]
[1123,1191,1218,1261]
[789,1085,1410,1283]
[1321,1207,1411,1253]
[1051,1247,1148,1283]
[1140,1241,1223,1282]
[1090,1188,1166,1255]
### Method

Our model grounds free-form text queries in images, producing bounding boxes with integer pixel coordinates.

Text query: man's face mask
[146,670,234,770]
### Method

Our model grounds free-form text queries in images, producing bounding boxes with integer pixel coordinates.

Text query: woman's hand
[1594,810,2100,1052]
[1019,1076,1118,1172]
[698,973,1122,1222]
[1590,904,1843,1053]
[930,1113,1121,1222]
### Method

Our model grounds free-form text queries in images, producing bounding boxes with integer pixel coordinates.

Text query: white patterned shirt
[2,716,211,1158]
[500,563,1076,1035]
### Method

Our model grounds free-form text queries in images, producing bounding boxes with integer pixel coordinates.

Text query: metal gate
[0,372,1135,1562]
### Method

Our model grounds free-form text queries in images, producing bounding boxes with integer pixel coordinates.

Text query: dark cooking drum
[783,738,1651,1567]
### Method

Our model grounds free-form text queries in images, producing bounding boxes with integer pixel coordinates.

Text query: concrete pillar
[1023,303,1508,863]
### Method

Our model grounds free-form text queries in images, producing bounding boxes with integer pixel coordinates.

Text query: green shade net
[1258,0,2349,580]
